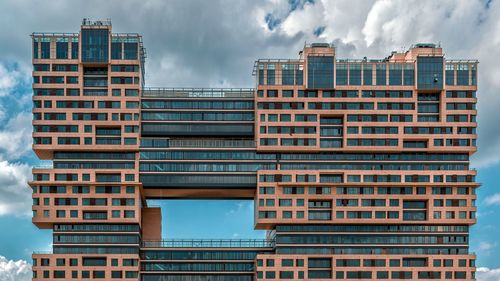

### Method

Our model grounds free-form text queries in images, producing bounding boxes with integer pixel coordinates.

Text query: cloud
[0,256,31,281]
[225,201,252,216]
[0,161,32,217]
[477,267,500,281]
[0,64,25,97]
[0,112,32,162]
[485,194,500,206]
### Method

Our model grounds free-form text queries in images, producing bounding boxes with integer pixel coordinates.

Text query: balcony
[142,239,275,248]
[142,88,254,98]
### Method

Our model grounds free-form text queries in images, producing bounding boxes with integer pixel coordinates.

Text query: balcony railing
[140,138,256,148]
[142,239,275,248]
[142,88,254,98]
[33,162,53,169]
[32,251,53,255]
[169,139,256,148]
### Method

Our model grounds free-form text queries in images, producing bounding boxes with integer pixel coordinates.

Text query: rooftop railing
[142,239,275,248]
[32,251,53,255]
[82,18,112,26]
[142,88,254,98]
[33,162,53,169]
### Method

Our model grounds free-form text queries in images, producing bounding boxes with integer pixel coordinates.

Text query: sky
[0,0,500,280]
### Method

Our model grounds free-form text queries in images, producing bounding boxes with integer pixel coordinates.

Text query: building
[30,20,478,280]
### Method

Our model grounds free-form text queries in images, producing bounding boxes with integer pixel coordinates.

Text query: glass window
[124,42,138,60]
[267,64,275,85]
[71,38,79,59]
[417,56,444,89]
[258,64,264,85]
[296,65,304,85]
[40,41,50,59]
[376,63,386,85]
[404,63,415,85]
[363,64,372,85]
[282,64,295,85]
[81,28,109,63]
[111,42,122,59]
[349,63,361,85]
[33,40,39,59]
[56,39,68,59]
[389,64,402,85]
[336,63,347,85]
[457,63,469,85]
[308,56,334,88]
[445,63,454,85]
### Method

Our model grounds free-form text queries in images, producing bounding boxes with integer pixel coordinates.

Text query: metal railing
[32,251,53,255]
[82,18,112,26]
[33,162,53,169]
[142,88,254,98]
[142,239,275,248]
[169,139,256,148]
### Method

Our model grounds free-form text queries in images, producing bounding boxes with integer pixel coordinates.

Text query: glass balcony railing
[143,88,254,98]
[142,239,275,248]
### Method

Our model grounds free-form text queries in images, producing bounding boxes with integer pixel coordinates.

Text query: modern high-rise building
[30,20,478,280]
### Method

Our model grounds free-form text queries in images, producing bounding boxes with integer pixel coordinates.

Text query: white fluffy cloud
[0,161,32,217]
[477,267,500,281]
[0,64,24,97]
[0,256,31,281]
[0,112,32,162]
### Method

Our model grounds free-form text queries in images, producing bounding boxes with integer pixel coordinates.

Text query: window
[267,64,275,85]
[349,63,361,85]
[124,42,138,59]
[40,41,50,59]
[93,271,105,278]
[282,64,295,85]
[389,64,402,85]
[404,64,415,85]
[81,29,109,63]
[307,56,334,88]
[266,271,276,279]
[124,210,135,218]
[282,90,293,98]
[111,42,122,59]
[54,271,65,279]
[258,64,264,85]
[457,64,469,85]
[71,39,79,59]
[56,39,68,59]
[417,56,443,89]
[33,40,39,59]
[56,210,66,218]
[376,63,386,85]
[336,63,347,85]
[363,64,372,85]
